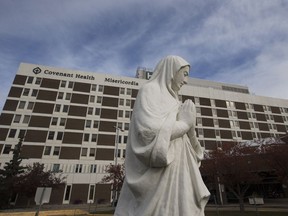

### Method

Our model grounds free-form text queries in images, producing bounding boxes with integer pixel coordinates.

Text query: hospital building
[0,63,288,205]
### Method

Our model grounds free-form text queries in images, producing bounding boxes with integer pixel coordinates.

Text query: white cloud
[0,0,288,111]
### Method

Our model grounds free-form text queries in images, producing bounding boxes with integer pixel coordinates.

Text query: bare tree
[202,145,264,212]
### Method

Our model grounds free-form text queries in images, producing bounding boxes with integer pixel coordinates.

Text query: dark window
[8,129,17,138]
[3,145,12,154]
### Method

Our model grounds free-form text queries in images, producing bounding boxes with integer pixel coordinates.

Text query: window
[54,104,61,112]
[196,107,201,114]
[81,148,88,157]
[31,89,38,97]
[86,120,91,128]
[8,129,17,138]
[75,164,83,173]
[120,88,125,94]
[89,148,96,157]
[89,185,95,201]
[52,164,60,172]
[35,77,42,85]
[56,132,63,140]
[44,146,52,155]
[91,134,97,142]
[93,121,99,129]
[61,80,67,88]
[119,99,124,106]
[48,131,55,140]
[125,123,129,130]
[125,111,130,118]
[90,96,95,103]
[124,136,128,144]
[18,130,26,138]
[13,115,21,123]
[123,150,126,158]
[117,149,121,158]
[98,85,103,92]
[53,147,60,156]
[95,108,100,115]
[126,99,131,107]
[127,88,132,95]
[51,117,58,126]
[91,84,97,91]
[25,74,33,83]
[23,115,30,124]
[84,134,90,142]
[118,110,123,118]
[58,92,64,99]
[198,128,203,136]
[213,119,219,126]
[87,107,93,115]
[18,101,26,109]
[60,118,66,126]
[23,88,30,96]
[237,131,242,138]
[68,81,74,88]
[96,96,102,103]
[235,121,239,127]
[64,185,72,201]
[117,122,123,130]
[215,130,220,137]
[197,118,202,125]
[65,93,71,100]
[90,165,97,173]
[62,105,69,112]
[3,145,12,154]
[27,102,34,110]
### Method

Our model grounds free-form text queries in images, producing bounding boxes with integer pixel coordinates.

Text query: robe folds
[114,56,210,216]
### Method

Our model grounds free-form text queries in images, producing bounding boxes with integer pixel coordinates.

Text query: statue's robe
[115,56,210,216]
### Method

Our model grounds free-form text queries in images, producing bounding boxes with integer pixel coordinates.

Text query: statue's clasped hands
[178,99,196,130]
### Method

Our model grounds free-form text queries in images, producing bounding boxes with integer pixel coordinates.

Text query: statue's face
[171,65,189,92]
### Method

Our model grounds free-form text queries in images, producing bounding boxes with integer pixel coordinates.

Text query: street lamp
[112,125,124,207]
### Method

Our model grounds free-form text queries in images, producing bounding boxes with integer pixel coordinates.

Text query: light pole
[112,126,124,207]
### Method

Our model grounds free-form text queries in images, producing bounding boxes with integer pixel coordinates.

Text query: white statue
[114,56,210,216]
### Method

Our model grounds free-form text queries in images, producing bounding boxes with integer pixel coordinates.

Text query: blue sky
[1,0,288,110]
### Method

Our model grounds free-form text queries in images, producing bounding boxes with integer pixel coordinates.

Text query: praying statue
[114,55,210,216]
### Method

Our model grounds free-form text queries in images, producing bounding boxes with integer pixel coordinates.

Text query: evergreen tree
[0,138,26,208]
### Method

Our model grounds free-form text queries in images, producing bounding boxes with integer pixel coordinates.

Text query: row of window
[197,128,284,140]
[24,76,134,96]
[10,111,131,130]
[192,97,288,114]
[197,118,288,128]
[195,107,288,120]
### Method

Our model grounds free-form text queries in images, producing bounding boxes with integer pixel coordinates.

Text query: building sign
[32,67,95,80]
[104,77,139,86]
